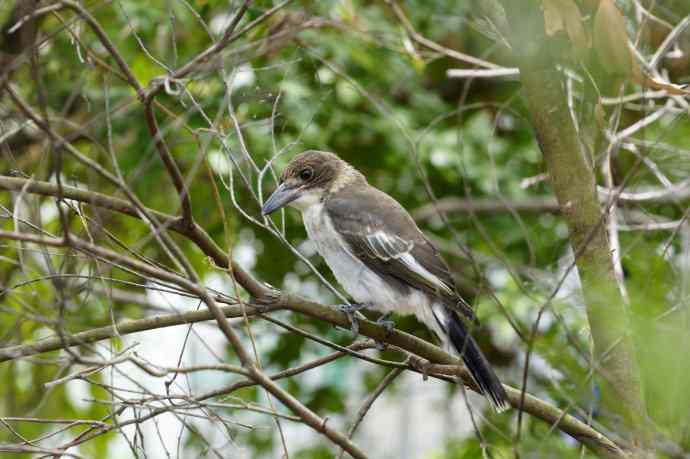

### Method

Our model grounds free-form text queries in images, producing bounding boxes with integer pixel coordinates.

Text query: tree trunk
[519,61,648,447]
[487,1,651,455]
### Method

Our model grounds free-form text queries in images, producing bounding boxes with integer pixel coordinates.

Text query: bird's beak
[262,182,301,215]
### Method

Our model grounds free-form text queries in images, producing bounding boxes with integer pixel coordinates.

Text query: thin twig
[337,367,405,459]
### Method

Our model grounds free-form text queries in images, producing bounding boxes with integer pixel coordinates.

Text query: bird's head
[261,150,364,215]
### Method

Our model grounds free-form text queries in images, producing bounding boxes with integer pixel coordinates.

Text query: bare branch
[0,171,632,458]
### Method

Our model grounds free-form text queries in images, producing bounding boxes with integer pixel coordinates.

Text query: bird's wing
[325,186,478,326]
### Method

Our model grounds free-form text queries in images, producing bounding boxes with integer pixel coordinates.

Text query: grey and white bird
[262,150,509,412]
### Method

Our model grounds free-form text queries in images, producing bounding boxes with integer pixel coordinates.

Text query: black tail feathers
[444,307,509,412]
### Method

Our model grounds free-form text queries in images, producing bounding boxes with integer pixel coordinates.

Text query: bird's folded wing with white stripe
[325,186,479,326]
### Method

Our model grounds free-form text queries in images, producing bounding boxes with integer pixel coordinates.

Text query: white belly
[301,204,440,332]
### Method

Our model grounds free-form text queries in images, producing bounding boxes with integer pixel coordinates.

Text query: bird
[261,150,509,412]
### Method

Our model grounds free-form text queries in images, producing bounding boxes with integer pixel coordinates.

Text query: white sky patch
[402,36,416,55]
[350,371,476,459]
[209,12,245,37]
[283,272,302,293]
[146,281,199,311]
[232,229,262,271]
[299,279,321,299]
[316,66,335,84]
[207,149,232,175]
[430,149,453,168]
[38,177,90,223]
[204,271,232,296]
[209,13,230,36]
[297,238,318,258]
[103,281,235,458]
[518,349,564,383]
[555,249,584,306]
[233,241,257,271]
[208,14,233,35]
[486,266,509,289]
[39,200,60,224]
[64,378,92,411]
[226,64,256,91]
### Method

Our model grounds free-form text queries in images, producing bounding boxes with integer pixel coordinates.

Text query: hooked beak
[262,182,301,215]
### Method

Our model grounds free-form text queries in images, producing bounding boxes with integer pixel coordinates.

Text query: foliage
[0,0,689,458]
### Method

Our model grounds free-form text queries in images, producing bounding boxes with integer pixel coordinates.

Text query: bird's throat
[288,188,323,212]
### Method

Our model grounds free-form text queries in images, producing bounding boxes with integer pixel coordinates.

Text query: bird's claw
[349,313,360,338]
[376,312,395,333]
[336,302,368,314]
[335,303,367,338]
[374,312,394,350]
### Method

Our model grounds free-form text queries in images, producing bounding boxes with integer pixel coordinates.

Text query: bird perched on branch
[262,150,509,412]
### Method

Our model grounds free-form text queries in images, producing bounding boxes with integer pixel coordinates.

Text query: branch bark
[0,172,631,457]
[0,256,627,459]
[0,230,369,459]
[412,187,690,221]
[520,60,646,426]
[0,303,277,363]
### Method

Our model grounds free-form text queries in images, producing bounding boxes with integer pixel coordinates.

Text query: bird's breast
[301,204,431,317]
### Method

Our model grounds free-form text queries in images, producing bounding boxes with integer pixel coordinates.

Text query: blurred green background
[1,0,689,457]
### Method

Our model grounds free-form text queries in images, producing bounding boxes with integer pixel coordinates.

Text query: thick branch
[0,275,627,459]
[0,303,278,363]
[0,176,177,227]
[412,188,690,221]
[0,175,228,265]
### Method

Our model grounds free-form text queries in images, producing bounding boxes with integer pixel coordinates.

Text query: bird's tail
[436,305,509,412]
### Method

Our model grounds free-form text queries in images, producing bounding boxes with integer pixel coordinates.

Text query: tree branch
[0,230,368,459]
[337,366,405,459]
[0,263,627,459]
[412,189,690,222]
[0,303,278,363]
[0,173,629,458]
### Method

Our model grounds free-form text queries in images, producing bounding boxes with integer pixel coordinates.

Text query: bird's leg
[335,302,369,314]
[335,302,370,338]
[376,312,395,332]
[374,312,395,350]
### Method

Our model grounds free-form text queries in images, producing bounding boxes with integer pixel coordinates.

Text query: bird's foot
[376,312,395,333]
[374,312,395,350]
[336,302,369,314]
[335,303,370,338]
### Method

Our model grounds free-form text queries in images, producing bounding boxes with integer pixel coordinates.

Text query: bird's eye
[299,168,313,181]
